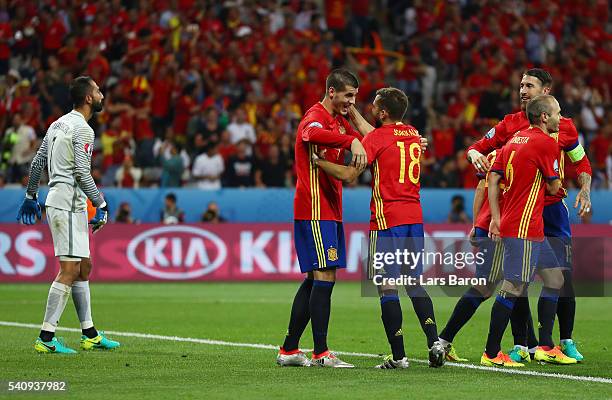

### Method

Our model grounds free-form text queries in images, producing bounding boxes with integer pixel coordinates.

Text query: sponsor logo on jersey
[84,143,93,157]
[553,159,559,173]
[485,127,496,139]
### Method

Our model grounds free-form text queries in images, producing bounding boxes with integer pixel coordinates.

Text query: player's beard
[92,99,104,113]
[374,118,383,128]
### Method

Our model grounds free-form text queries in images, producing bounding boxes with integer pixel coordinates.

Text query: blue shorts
[294,220,346,273]
[543,200,572,269]
[536,238,562,269]
[368,224,424,280]
[473,227,503,283]
[501,238,559,283]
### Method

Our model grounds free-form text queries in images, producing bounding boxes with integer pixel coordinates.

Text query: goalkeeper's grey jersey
[26,110,103,212]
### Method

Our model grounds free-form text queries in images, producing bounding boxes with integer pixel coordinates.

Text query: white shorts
[46,206,90,259]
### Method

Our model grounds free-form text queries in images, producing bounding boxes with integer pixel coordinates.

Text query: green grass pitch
[1,282,611,399]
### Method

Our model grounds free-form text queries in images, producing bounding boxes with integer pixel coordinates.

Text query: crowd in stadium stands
[0,0,610,193]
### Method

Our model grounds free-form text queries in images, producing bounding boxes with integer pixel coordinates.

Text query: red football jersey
[294,103,361,221]
[474,151,506,231]
[469,111,587,206]
[490,127,560,240]
[362,123,423,230]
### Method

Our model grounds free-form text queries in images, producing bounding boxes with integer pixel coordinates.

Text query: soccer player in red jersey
[276,69,373,368]
[437,151,507,361]
[481,95,576,367]
[466,69,591,361]
[313,87,445,369]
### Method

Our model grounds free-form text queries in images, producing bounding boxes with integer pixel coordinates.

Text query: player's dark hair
[524,68,553,88]
[70,76,94,107]
[374,87,409,121]
[526,95,556,124]
[166,193,177,203]
[325,68,359,92]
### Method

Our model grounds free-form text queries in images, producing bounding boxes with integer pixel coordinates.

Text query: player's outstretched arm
[313,153,363,184]
[302,122,355,149]
[568,146,592,216]
[72,127,104,207]
[467,122,509,173]
[347,105,374,136]
[575,172,592,217]
[25,133,49,198]
[466,148,491,174]
[17,134,48,224]
[487,172,502,240]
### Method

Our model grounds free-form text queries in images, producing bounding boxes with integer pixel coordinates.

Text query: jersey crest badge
[327,247,338,262]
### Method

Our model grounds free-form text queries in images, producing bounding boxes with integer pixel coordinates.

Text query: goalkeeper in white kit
[17,76,120,354]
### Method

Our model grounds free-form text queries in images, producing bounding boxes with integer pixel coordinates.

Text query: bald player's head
[526,95,561,133]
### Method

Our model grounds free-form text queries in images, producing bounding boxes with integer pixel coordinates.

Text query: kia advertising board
[0,224,610,283]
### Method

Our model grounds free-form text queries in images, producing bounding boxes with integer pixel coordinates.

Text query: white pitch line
[1,321,611,384]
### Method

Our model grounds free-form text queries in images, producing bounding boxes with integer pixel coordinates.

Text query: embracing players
[481,95,577,366]
[17,76,120,353]
[464,69,591,362]
[276,69,372,367]
[313,87,445,369]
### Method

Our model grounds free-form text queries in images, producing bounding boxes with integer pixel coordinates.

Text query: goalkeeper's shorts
[46,205,90,260]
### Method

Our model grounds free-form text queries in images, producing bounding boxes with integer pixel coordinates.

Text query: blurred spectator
[3,112,37,182]
[192,143,224,190]
[161,193,184,225]
[161,142,185,187]
[430,158,460,188]
[187,106,223,149]
[115,156,142,188]
[448,195,470,224]
[224,140,255,187]
[201,201,226,223]
[154,128,190,171]
[590,130,611,172]
[431,114,455,160]
[255,144,289,187]
[115,202,135,224]
[173,83,199,140]
[217,130,237,161]
[226,108,256,152]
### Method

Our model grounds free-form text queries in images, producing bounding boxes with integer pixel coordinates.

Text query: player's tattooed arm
[347,105,374,136]
[26,133,49,197]
[575,172,592,217]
